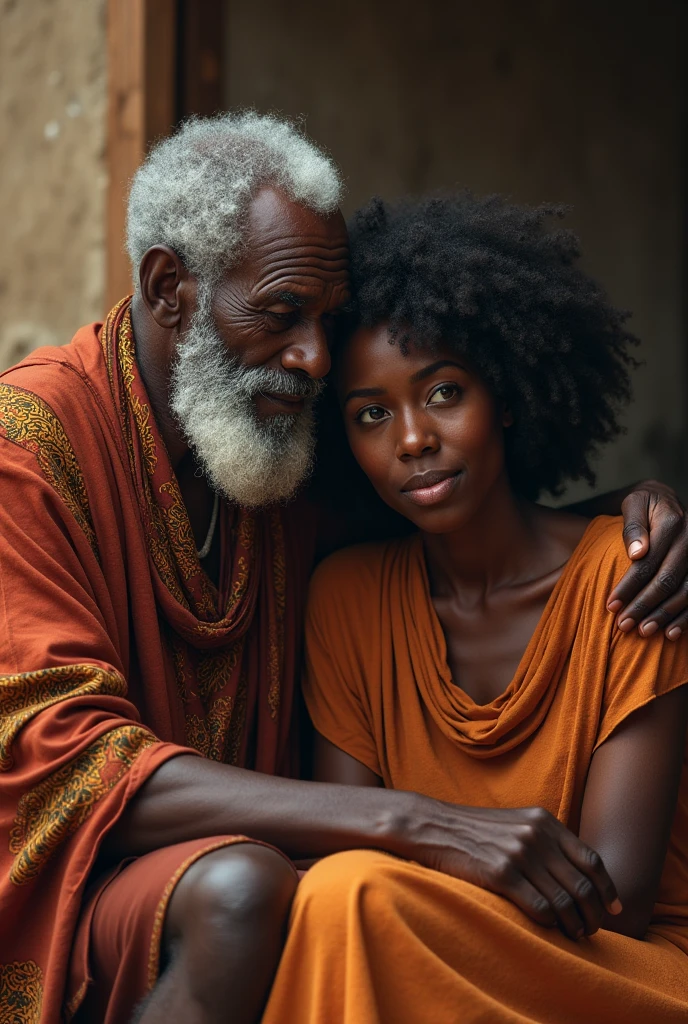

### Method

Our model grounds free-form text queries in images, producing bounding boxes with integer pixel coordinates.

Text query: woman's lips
[401,471,461,507]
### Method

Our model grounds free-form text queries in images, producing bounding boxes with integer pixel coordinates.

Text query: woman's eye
[358,406,388,424]
[428,384,460,405]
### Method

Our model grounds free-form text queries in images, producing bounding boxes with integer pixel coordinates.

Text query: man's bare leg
[136,844,297,1024]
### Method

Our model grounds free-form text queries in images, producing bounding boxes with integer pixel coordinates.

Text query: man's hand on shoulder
[606,480,688,640]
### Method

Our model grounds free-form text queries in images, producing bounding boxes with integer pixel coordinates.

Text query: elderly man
[0,113,686,1024]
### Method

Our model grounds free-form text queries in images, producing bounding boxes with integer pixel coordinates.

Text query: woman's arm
[314,732,383,787]
[579,684,688,939]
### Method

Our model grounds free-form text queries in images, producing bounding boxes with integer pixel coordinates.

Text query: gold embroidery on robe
[0,664,127,771]
[0,959,43,1022]
[0,383,98,558]
[197,645,244,700]
[9,725,157,885]
[185,697,234,761]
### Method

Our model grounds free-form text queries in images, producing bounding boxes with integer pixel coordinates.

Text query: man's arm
[565,480,688,639]
[102,753,392,864]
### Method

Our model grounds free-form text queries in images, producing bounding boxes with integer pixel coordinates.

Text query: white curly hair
[126,111,344,286]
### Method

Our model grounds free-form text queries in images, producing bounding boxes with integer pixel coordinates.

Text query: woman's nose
[396,414,440,460]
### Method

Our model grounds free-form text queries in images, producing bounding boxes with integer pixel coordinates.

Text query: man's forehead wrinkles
[252,235,349,259]
[255,260,349,290]
[254,272,349,299]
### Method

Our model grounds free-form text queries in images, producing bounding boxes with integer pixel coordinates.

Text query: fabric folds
[0,299,314,1021]
[296,519,688,1021]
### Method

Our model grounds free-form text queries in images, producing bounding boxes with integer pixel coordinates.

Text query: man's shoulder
[0,323,108,435]
[1,322,102,397]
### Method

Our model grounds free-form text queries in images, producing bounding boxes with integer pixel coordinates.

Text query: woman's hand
[402,800,621,941]
[607,481,688,639]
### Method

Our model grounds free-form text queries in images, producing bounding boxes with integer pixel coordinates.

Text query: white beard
[169,290,322,508]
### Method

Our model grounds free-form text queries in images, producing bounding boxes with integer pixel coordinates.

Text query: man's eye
[266,310,296,322]
[357,406,388,424]
[428,384,460,404]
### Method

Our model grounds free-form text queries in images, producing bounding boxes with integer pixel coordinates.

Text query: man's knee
[166,842,297,948]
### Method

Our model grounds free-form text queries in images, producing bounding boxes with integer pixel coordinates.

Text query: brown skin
[104,190,688,1021]
[314,322,688,943]
[130,185,350,585]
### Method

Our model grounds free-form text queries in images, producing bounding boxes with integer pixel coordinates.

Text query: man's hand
[607,481,688,639]
[402,801,621,940]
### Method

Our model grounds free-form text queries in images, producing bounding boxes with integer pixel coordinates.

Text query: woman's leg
[262,849,688,1024]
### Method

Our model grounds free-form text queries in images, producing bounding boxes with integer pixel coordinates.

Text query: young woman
[261,194,688,1023]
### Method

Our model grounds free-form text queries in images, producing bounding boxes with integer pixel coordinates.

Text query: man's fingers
[559,835,620,915]
[615,550,688,632]
[620,490,652,560]
[608,528,684,622]
[525,865,590,939]
[611,489,686,620]
[607,556,666,618]
[542,858,605,936]
[490,868,557,930]
[636,576,688,638]
[666,607,688,641]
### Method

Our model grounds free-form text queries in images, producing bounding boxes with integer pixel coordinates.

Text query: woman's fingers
[558,832,621,915]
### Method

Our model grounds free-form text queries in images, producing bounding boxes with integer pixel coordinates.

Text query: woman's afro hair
[339,192,638,500]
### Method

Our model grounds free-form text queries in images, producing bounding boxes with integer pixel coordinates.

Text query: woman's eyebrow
[409,359,466,384]
[343,386,387,404]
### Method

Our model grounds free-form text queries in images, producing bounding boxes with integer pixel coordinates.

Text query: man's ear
[138,246,190,329]
[502,403,514,428]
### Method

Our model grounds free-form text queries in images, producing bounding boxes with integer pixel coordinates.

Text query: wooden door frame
[106,0,224,310]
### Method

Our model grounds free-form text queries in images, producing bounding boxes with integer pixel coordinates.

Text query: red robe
[0,298,314,1021]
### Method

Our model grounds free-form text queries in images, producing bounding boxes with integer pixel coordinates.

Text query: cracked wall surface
[0,0,107,371]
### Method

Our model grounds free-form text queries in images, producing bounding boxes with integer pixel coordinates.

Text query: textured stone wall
[225,0,686,498]
[0,0,107,370]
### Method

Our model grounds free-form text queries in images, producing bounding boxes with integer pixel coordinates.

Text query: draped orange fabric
[268,518,688,1023]
[0,299,314,1021]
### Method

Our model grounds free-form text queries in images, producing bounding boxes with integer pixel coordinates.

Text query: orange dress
[262,517,688,1023]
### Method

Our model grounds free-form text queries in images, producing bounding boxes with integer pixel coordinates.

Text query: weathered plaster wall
[0,0,107,371]
[225,0,686,499]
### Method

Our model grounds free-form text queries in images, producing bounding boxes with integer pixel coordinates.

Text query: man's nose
[396,412,440,460]
[280,320,331,380]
